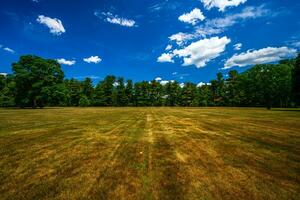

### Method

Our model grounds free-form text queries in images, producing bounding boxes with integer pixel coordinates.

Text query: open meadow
[0,107,300,200]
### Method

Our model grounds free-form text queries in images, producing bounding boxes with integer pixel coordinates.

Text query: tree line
[0,54,299,108]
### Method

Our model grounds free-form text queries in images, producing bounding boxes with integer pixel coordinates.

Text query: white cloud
[292,41,300,48]
[234,43,242,50]
[170,6,269,45]
[165,44,172,51]
[83,56,102,64]
[179,83,185,88]
[3,47,15,53]
[160,80,174,86]
[0,73,7,76]
[157,53,174,63]
[200,0,247,12]
[224,47,297,69]
[37,15,65,35]
[56,58,76,66]
[169,32,196,46]
[178,8,205,25]
[197,6,269,37]
[95,11,136,27]
[155,77,162,81]
[173,36,231,68]
[197,82,211,87]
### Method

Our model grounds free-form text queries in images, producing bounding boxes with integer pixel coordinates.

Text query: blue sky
[0,0,299,84]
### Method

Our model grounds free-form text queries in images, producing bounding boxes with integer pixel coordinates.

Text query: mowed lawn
[0,108,300,200]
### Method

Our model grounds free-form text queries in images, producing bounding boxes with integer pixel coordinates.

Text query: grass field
[0,108,300,200]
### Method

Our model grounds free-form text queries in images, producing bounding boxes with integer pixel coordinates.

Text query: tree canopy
[1,54,299,108]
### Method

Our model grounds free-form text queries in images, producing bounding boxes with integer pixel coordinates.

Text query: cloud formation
[173,36,231,68]
[83,56,102,64]
[170,6,269,45]
[200,0,247,12]
[234,43,242,50]
[157,53,174,63]
[178,8,205,25]
[3,47,15,53]
[224,47,297,69]
[57,58,76,66]
[95,11,136,27]
[37,15,65,35]
[165,45,172,51]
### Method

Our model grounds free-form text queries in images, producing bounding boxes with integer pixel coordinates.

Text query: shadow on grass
[272,109,300,112]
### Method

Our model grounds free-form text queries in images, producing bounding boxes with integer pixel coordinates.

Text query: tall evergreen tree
[115,77,127,106]
[65,79,81,106]
[125,80,134,106]
[164,81,180,106]
[81,78,94,101]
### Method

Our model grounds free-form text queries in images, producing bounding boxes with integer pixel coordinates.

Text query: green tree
[114,77,127,106]
[0,74,15,107]
[210,73,225,106]
[292,53,300,106]
[134,81,150,106]
[65,79,81,106]
[12,55,64,108]
[79,95,90,107]
[180,82,198,106]
[125,80,134,106]
[149,80,163,106]
[81,78,94,101]
[94,76,116,106]
[225,70,240,106]
[197,84,211,106]
[164,81,180,106]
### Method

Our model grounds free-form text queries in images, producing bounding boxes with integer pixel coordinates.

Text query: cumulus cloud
[234,43,242,50]
[224,47,297,69]
[0,73,8,76]
[95,11,136,27]
[173,36,231,68]
[157,53,174,63]
[178,8,205,25]
[3,47,15,53]
[37,15,65,35]
[200,0,247,12]
[56,58,76,66]
[83,56,102,64]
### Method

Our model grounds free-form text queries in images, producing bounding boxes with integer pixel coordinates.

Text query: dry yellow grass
[0,107,299,199]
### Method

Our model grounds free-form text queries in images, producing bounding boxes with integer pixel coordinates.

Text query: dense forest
[0,54,299,108]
